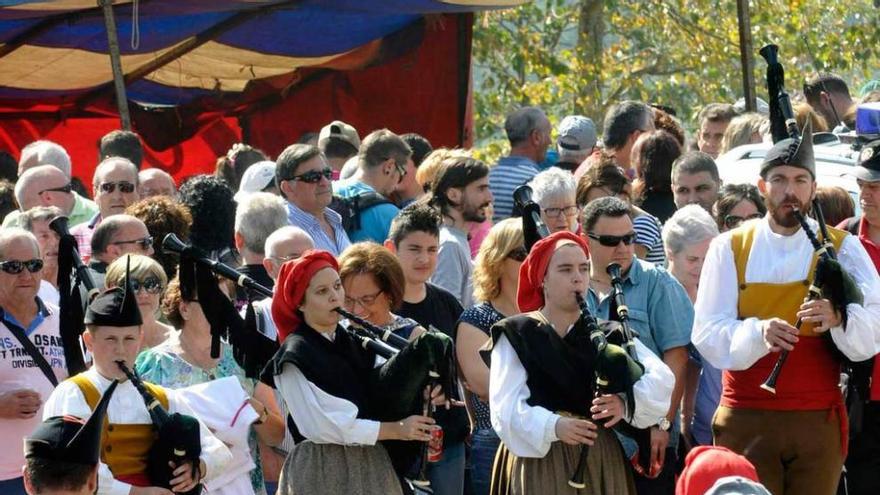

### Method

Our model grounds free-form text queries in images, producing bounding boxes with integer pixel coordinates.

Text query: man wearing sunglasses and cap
[0,229,70,495]
[70,157,140,264]
[693,124,880,495]
[582,196,693,493]
[837,138,880,495]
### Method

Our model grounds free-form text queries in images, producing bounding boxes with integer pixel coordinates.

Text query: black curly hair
[177,174,237,253]
[388,202,442,247]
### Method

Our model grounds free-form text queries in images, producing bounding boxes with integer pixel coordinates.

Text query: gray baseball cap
[557,115,597,152]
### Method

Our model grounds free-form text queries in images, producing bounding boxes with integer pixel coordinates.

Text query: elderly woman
[104,254,173,350]
[20,206,62,302]
[487,231,673,494]
[713,184,766,232]
[455,218,524,495]
[135,276,285,495]
[661,205,722,449]
[265,250,441,495]
[529,167,578,234]
[577,161,667,264]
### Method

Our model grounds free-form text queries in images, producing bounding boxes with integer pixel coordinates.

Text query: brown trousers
[712,406,844,495]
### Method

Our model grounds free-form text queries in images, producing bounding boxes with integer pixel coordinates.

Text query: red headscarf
[272,249,339,342]
[675,446,760,495]
[517,231,590,312]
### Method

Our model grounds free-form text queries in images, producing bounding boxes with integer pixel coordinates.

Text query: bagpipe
[163,234,457,489]
[50,215,92,376]
[115,360,202,495]
[758,44,864,393]
[513,184,550,251]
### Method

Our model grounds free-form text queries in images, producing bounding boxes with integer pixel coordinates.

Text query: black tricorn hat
[84,255,142,327]
[760,120,815,178]
[24,380,118,464]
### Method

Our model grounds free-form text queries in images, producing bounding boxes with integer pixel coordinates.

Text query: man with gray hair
[3,142,98,228]
[137,168,176,198]
[233,192,289,296]
[528,167,579,233]
[489,106,552,222]
[602,100,655,172]
[69,157,140,263]
[555,115,598,172]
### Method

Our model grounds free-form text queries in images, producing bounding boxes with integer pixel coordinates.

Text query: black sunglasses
[38,183,73,195]
[111,236,153,250]
[724,213,763,229]
[0,259,44,274]
[506,246,528,262]
[99,181,136,194]
[587,232,636,247]
[287,168,333,184]
[130,276,164,295]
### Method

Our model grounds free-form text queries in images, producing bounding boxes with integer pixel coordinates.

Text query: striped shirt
[285,201,351,257]
[633,213,666,265]
[489,155,539,222]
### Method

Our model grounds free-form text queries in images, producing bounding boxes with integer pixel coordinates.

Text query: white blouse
[489,322,674,458]
[43,368,233,495]
[693,216,880,371]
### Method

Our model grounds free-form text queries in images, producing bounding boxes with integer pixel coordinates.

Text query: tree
[472,0,880,161]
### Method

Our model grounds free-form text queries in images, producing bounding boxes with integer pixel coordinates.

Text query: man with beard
[692,124,880,495]
[427,156,493,308]
[582,196,692,493]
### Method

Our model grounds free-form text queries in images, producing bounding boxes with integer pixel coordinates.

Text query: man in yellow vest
[42,268,231,495]
[692,122,880,495]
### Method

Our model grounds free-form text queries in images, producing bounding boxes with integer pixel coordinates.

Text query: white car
[716,140,861,216]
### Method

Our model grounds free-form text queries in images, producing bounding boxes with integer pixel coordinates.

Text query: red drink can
[427,426,444,462]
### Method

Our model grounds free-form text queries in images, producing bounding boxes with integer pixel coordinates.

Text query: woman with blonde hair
[455,218,524,495]
[720,113,767,155]
[104,253,173,350]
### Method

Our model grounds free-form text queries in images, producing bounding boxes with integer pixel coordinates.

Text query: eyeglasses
[111,236,153,250]
[0,259,44,274]
[543,205,579,218]
[37,183,73,195]
[384,157,407,181]
[506,246,528,262]
[98,181,136,194]
[724,213,763,229]
[130,276,164,295]
[344,289,384,308]
[587,232,636,247]
[286,168,333,184]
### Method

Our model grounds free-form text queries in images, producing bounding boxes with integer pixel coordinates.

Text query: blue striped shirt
[633,213,666,265]
[489,155,539,222]
[285,201,351,256]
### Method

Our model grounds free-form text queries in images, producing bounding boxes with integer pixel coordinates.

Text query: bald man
[69,158,140,263]
[138,169,176,198]
[3,166,98,229]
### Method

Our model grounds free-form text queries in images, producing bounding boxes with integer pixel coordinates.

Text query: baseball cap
[318,120,361,151]
[557,115,597,152]
[235,160,276,202]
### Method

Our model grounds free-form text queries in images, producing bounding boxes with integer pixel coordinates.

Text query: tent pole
[98,0,132,130]
[736,0,756,112]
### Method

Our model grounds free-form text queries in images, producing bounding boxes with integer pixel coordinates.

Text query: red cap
[517,231,590,312]
[272,249,339,342]
[676,445,760,495]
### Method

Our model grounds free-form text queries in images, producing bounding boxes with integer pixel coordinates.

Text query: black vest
[490,312,597,417]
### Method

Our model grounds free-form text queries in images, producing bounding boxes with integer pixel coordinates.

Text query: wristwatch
[657,417,671,431]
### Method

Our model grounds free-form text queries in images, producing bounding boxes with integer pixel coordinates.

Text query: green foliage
[472,0,880,163]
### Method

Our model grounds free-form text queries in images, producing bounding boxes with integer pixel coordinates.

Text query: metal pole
[98,0,131,130]
[736,0,756,112]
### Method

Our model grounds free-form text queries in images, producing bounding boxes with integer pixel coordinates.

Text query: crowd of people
[2,72,880,495]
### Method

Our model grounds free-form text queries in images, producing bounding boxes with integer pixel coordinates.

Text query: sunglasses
[587,232,636,247]
[288,168,333,184]
[724,213,763,229]
[111,236,153,250]
[99,181,136,194]
[0,259,44,274]
[129,276,164,295]
[506,246,528,262]
[38,183,73,195]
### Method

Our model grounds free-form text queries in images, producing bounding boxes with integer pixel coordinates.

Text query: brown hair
[652,108,686,147]
[337,242,405,310]
[160,276,186,328]
[794,103,829,133]
[576,158,631,208]
[815,186,855,227]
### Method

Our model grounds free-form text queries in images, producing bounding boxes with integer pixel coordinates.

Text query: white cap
[235,160,276,202]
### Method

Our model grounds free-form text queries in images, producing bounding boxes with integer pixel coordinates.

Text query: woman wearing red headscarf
[262,250,436,495]
[486,231,673,494]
